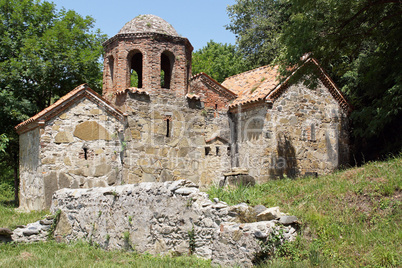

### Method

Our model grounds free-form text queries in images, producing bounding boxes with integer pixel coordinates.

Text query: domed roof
[118,14,179,36]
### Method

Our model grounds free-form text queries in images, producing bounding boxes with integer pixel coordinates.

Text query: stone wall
[19,128,42,211]
[19,98,125,210]
[50,180,298,267]
[233,79,349,182]
[114,89,232,187]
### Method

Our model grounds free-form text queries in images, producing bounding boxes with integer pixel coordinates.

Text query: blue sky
[50,0,237,51]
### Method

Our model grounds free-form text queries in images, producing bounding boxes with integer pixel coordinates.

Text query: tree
[192,40,248,83]
[226,0,290,69]
[226,0,402,160]
[0,0,107,203]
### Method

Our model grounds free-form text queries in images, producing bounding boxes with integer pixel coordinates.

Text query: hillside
[208,155,401,267]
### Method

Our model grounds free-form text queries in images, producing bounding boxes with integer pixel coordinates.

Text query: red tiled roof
[15,84,126,134]
[222,66,280,107]
[223,57,352,114]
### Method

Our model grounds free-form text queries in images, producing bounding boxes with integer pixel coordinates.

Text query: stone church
[15,15,351,211]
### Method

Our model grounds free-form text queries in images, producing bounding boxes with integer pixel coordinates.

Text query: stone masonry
[48,180,298,267]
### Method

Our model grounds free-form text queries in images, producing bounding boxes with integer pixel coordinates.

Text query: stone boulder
[256,206,283,221]
[220,170,256,187]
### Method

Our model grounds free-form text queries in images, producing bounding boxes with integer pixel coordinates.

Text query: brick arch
[161,50,175,89]
[127,49,144,88]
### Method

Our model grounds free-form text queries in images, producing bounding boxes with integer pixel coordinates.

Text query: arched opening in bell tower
[108,56,114,85]
[161,50,175,89]
[128,50,143,88]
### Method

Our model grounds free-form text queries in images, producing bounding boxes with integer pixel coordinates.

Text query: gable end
[15,84,126,134]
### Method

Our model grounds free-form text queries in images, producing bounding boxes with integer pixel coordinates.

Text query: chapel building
[15,15,351,211]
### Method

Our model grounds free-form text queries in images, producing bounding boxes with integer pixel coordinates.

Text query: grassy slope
[0,156,400,267]
[208,156,401,267]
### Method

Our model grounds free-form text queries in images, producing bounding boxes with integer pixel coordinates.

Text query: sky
[50,0,237,51]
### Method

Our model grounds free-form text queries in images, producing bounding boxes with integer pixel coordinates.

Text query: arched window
[108,56,114,85]
[161,51,174,89]
[128,50,143,88]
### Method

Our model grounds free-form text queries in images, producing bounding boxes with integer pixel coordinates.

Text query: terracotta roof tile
[222,66,280,107]
[185,93,200,100]
[114,87,150,96]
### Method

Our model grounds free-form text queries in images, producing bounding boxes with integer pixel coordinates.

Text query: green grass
[0,156,400,267]
[0,241,211,268]
[208,155,402,267]
[0,205,48,230]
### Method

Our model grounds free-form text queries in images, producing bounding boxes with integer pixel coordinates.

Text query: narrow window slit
[166,119,170,137]
[83,148,88,160]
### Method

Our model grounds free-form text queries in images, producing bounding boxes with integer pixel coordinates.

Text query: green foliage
[281,0,402,159]
[0,0,107,193]
[0,134,8,153]
[130,70,139,87]
[0,181,13,202]
[226,0,290,68]
[188,225,196,255]
[0,204,48,230]
[123,231,130,241]
[47,209,61,240]
[227,0,402,159]
[254,229,284,264]
[208,155,402,267]
[192,40,248,82]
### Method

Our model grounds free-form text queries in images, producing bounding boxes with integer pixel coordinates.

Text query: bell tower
[102,15,193,100]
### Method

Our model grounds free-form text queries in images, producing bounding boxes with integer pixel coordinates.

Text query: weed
[47,209,61,240]
[122,231,133,251]
[250,82,262,93]
[188,225,196,255]
[123,231,130,241]
[186,198,194,208]
[254,229,284,264]
[128,216,133,224]
[121,140,127,151]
